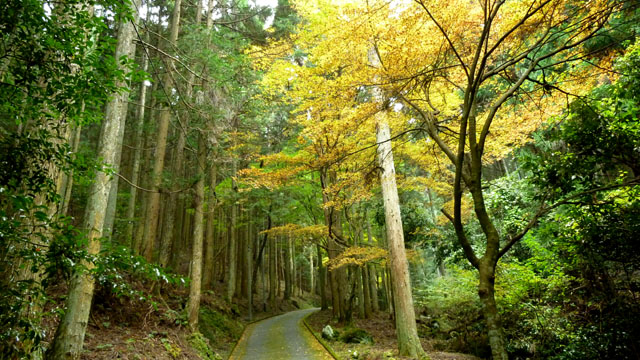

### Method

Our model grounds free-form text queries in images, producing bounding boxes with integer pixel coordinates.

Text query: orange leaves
[238,166,306,190]
[250,0,622,217]
[326,246,388,270]
[260,223,329,241]
[439,196,473,226]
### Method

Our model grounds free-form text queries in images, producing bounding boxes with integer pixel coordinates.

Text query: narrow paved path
[229,308,333,360]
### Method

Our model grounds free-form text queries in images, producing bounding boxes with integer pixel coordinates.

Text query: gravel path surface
[229,308,333,360]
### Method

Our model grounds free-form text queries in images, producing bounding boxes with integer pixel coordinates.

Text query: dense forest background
[1,0,639,359]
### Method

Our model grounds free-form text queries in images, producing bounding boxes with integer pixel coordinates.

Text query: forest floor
[41,281,314,359]
[306,310,482,360]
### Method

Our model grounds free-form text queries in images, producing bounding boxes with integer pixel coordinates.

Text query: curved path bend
[229,308,333,360]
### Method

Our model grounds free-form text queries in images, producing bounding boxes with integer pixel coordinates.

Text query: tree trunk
[309,248,314,296]
[269,233,276,311]
[125,49,149,245]
[317,244,328,310]
[284,234,292,300]
[141,0,182,262]
[186,134,206,332]
[278,240,283,298]
[101,103,127,240]
[246,213,253,320]
[60,119,82,216]
[158,129,184,267]
[226,155,238,302]
[237,212,245,298]
[252,211,271,294]
[368,265,378,312]
[202,163,217,289]
[261,237,267,311]
[365,215,379,312]
[48,5,138,356]
[375,117,425,357]
[291,238,296,296]
[379,263,388,312]
[132,80,158,255]
[355,226,365,319]
[480,261,508,360]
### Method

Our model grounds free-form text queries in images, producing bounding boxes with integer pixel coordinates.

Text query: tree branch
[442,208,479,268]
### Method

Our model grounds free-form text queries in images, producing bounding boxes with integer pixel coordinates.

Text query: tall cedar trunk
[284,234,292,300]
[278,240,283,297]
[141,0,182,262]
[161,46,198,265]
[237,213,245,297]
[186,134,206,331]
[365,215,379,312]
[309,249,314,296]
[376,117,425,357]
[226,156,238,302]
[158,129,185,267]
[217,211,225,282]
[60,117,82,216]
[183,194,196,274]
[355,224,365,318]
[362,263,372,318]
[379,263,388,312]
[388,267,396,319]
[268,233,276,310]
[261,233,267,311]
[361,211,373,316]
[125,48,149,245]
[102,104,127,240]
[246,213,253,320]
[48,5,138,357]
[329,265,340,319]
[199,0,216,288]
[336,225,349,321]
[317,244,328,310]
[369,265,379,312]
[321,170,348,321]
[369,48,417,339]
[252,212,271,294]
[132,79,158,254]
[203,163,217,289]
[170,194,185,270]
[356,267,365,318]
[291,239,296,296]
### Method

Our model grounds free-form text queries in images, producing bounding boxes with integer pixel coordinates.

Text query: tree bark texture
[125,50,149,245]
[141,0,182,262]
[317,244,328,310]
[203,163,217,289]
[284,234,292,300]
[186,134,206,332]
[48,5,138,357]
[226,153,238,302]
[376,120,426,358]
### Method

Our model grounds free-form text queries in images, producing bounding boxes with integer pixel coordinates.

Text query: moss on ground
[198,307,244,351]
[188,332,222,360]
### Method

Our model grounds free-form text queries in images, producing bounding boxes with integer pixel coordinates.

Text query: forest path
[229,308,333,360]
